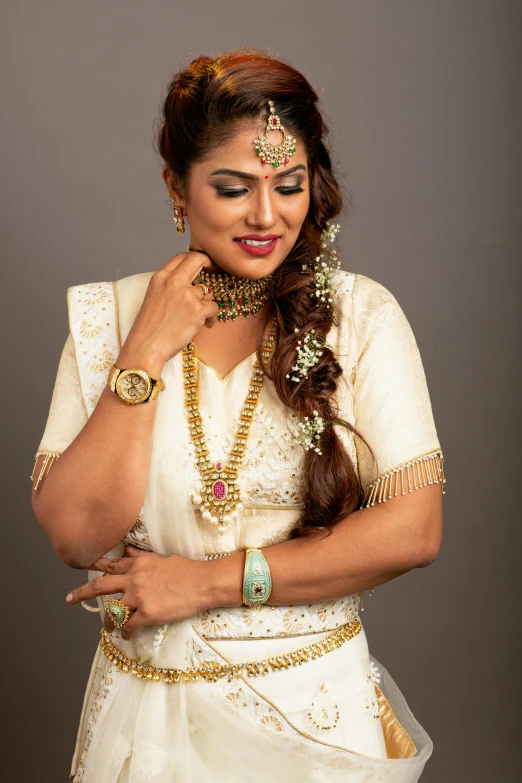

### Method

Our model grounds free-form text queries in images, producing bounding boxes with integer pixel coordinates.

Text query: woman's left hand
[65,545,213,639]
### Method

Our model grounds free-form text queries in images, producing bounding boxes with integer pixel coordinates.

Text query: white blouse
[33,267,445,782]
[34,267,444,642]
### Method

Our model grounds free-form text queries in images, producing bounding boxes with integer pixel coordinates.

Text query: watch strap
[148,377,166,401]
[108,365,120,394]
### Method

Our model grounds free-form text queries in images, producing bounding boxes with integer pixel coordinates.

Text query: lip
[235,234,280,240]
[234,237,279,256]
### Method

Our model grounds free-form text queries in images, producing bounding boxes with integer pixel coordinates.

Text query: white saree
[34,268,445,782]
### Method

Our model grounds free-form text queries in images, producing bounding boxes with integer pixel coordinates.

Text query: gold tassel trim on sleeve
[30,451,62,491]
[360,448,445,509]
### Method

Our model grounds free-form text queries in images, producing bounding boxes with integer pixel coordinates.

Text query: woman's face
[163,120,310,279]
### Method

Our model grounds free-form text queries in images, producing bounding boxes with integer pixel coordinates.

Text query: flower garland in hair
[286,328,334,383]
[293,412,350,456]
[295,410,328,455]
[291,222,347,455]
[301,221,342,306]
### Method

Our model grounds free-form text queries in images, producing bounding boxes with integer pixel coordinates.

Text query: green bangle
[242,548,272,607]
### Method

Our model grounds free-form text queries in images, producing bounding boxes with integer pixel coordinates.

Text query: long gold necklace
[183,323,277,533]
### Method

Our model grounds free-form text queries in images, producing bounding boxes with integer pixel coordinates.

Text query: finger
[157,250,192,276]
[175,251,215,285]
[89,556,133,575]
[66,574,128,605]
[120,611,146,640]
[191,282,213,300]
[203,299,220,328]
[125,544,152,558]
[103,611,115,633]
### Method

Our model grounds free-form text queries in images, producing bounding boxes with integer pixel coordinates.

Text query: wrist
[202,552,245,610]
[115,345,166,379]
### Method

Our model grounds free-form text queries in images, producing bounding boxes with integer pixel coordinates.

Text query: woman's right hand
[116,251,219,376]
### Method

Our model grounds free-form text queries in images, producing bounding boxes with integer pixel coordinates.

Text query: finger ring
[105,599,133,628]
[194,282,208,299]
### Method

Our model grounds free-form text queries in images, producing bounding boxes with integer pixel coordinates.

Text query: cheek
[286,195,310,228]
[190,197,241,231]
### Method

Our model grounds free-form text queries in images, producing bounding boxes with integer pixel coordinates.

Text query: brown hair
[155,47,369,536]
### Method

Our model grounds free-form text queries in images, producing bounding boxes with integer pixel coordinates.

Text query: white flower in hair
[301,221,342,307]
[294,410,328,455]
[286,329,334,383]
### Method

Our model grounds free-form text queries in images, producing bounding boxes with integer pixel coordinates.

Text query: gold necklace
[183,323,277,533]
[192,268,273,322]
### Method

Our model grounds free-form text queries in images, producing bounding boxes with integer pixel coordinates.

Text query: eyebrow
[209,164,307,181]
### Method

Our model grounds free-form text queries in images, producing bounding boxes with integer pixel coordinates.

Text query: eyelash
[216,186,304,198]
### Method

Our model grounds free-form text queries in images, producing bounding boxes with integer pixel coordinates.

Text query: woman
[31,48,445,782]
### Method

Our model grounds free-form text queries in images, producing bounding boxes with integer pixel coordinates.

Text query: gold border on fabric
[375,684,417,759]
[197,628,418,762]
[112,280,122,352]
[200,620,360,642]
[66,286,89,418]
[241,503,305,510]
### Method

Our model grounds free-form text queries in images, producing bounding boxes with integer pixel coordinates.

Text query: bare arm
[211,481,443,608]
[31,383,160,569]
[31,252,218,569]
[65,482,443,639]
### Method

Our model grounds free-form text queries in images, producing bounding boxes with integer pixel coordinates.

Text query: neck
[193,267,273,323]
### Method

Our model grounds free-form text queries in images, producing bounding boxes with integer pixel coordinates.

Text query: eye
[216,188,247,198]
[216,185,304,198]
[276,186,304,194]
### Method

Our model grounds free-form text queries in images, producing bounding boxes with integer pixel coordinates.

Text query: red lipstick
[234,234,280,256]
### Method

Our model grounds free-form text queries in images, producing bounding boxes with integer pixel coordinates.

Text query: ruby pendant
[212,480,228,499]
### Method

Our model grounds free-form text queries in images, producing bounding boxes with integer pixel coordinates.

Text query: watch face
[115,370,152,404]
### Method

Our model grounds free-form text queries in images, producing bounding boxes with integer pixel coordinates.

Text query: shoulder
[67,270,155,338]
[67,270,155,305]
[332,269,401,322]
[352,272,400,312]
[115,270,155,305]
[331,270,414,363]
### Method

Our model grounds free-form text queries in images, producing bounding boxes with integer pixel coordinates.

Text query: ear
[162,165,185,209]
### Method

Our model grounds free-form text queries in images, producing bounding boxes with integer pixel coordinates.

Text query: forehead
[195,119,308,176]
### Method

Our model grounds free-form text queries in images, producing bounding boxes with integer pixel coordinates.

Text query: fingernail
[65,593,73,603]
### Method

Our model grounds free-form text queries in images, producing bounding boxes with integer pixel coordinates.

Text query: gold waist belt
[100,618,362,684]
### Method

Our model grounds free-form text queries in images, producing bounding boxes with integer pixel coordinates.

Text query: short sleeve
[352,275,445,507]
[34,332,88,459]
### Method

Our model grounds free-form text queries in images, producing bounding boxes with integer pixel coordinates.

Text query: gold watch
[108,365,165,405]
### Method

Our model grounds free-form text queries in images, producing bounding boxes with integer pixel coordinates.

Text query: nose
[246,184,277,229]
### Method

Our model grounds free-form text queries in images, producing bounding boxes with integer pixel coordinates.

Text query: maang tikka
[253,99,297,168]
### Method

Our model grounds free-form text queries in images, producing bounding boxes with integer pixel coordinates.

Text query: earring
[172,202,185,234]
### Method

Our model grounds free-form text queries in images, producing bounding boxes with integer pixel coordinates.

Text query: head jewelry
[253,100,297,168]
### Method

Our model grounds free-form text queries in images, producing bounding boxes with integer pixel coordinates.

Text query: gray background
[2,1,520,780]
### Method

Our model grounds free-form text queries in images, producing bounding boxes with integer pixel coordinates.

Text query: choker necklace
[183,321,277,533]
[191,265,273,322]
